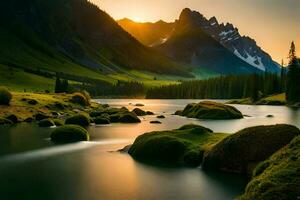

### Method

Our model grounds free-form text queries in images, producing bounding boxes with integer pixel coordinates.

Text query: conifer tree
[55,77,62,93]
[286,41,300,103]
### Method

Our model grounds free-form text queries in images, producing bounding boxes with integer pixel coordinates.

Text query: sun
[131,16,146,23]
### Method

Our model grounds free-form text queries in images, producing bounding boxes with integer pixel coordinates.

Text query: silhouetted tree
[55,77,62,93]
[286,41,300,103]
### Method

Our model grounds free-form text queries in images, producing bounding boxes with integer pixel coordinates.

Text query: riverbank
[0,92,100,122]
[227,93,286,106]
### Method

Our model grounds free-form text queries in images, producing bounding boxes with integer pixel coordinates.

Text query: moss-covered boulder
[5,114,19,124]
[94,117,110,125]
[0,118,13,125]
[119,112,141,123]
[179,124,213,133]
[174,110,183,115]
[24,117,34,123]
[34,113,50,121]
[53,119,64,127]
[132,108,147,116]
[181,101,243,120]
[202,124,300,174]
[38,119,55,127]
[50,125,89,143]
[150,121,162,124]
[71,92,89,106]
[129,124,227,167]
[146,111,154,115]
[28,99,38,105]
[238,135,300,200]
[0,86,12,105]
[65,114,90,127]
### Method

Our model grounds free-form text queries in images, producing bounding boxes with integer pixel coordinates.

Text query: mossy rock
[157,115,166,119]
[179,124,213,134]
[119,112,141,123]
[150,121,162,124]
[129,124,227,167]
[28,99,38,105]
[0,118,13,125]
[0,86,12,105]
[94,117,110,125]
[38,119,55,127]
[182,101,243,120]
[71,93,89,106]
[174,110,183,115]
[50,125,89,144]
[53,119,64,127]
[24,117,34,123]
[146,111,154,115]
[5,114,19,124]
[238,135,300,200]
[202,124,300,174]
[132,108,147,116]
[65,114,90,127]
[34,113,50,121]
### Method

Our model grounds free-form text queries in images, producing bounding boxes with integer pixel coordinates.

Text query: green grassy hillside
[0,65,54,92]
[0,0,194,81]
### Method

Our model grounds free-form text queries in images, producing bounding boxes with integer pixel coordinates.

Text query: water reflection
[0,99,300,200]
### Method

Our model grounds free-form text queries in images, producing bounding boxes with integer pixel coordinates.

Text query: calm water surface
[1,99,300,200]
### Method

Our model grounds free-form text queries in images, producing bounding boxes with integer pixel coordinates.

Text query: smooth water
[1,99,300,200]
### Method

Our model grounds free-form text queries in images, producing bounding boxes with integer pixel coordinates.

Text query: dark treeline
[146,72,285,100]
[71,81,145,97]
[147,41,300,102]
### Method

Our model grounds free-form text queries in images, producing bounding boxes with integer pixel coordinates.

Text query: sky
[91,0,300,64]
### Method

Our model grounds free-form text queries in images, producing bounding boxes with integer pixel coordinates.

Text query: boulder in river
[238,135,300,200]
[181,101,243,120]
[132,108,147,116]
[128,124,227,167]
[202,124,300,174]
[65,114,90,127]
[94,117,110,125]
[51,125,89,143]
[0,118,13,125]
[38,119,55,127]
[5,114,19,124]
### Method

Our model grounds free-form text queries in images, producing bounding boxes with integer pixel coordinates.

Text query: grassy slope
[0,28,114,83]
[0,92,99,120]
[0,65,54,92]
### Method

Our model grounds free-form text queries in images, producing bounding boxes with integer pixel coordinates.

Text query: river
[1,99,300,200]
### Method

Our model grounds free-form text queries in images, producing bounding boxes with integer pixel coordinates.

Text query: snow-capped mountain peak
[177,8,280,72]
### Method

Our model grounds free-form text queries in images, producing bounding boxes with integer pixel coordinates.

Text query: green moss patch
[90,107,141,124]
[38,119,55,127]
[238,135,300,200]
[50,125,89,143]
[132,108,147,116]
[182,101,243,120]
[65,114,90,127]
[94,117,110,125]
[129,124,227,167]
[202,124,300,174]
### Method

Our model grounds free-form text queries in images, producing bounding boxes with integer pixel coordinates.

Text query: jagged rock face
[177,8,279,72]
[158,8,261,75]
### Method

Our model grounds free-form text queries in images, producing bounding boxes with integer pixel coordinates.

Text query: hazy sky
[91,0,300,64]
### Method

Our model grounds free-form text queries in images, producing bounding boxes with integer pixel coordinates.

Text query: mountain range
[0,0,280,91]
[119,8,280,73]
